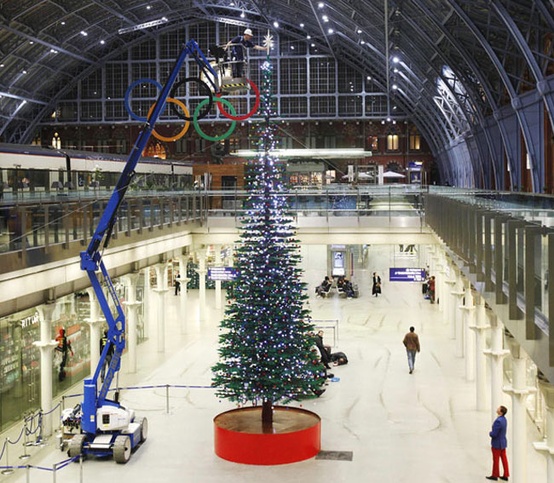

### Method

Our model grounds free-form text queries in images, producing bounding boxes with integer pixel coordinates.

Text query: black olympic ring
[170,77,213,122]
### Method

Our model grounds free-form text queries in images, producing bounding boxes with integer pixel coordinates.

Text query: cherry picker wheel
[137,417,148,443]
[67,433,86,459]
[113,435,132,464]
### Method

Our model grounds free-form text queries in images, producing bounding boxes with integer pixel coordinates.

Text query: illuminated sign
[208,267,237,281]
[389,268,426,282]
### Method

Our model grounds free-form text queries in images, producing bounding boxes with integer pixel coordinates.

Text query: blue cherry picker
[67,39,218,463]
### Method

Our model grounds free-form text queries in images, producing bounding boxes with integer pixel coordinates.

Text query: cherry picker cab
[66,39,218,463]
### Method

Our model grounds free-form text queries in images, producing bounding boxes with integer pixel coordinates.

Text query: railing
[5,185,554,261]
[0,191,206,255]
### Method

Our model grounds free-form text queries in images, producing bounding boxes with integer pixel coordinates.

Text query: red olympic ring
[216,78,260,121]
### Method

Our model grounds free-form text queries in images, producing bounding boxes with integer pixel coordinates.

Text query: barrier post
[19,418,30,460]
[166,384,170,414]
[26,464,30,483]
[1,438,14,475]
[52,461,57,483]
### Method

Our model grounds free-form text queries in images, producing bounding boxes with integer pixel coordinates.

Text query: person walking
[402,326,420,374]
[486,405,510,481]
[372,272,381,297]
[428,275,436,303]
[55,328,74,381]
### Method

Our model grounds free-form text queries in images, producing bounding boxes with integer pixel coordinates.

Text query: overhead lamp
[234,148,372,159]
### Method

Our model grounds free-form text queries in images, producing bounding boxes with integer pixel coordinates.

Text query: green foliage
[211,58,325,407]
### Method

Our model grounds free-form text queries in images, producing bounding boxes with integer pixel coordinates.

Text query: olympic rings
[125,78,163,122]
[193,98,237,142]
[170,77,213,121]
[147,98,190,142]
[216,78,261,121]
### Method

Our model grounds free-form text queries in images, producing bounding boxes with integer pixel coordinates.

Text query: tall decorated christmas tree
[211,41,325,430]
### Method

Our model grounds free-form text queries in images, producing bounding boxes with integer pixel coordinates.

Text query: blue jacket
[489,415,508,449]
[230,35,254,60]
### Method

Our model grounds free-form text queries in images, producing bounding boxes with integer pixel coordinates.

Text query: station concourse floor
[4,264,548,483]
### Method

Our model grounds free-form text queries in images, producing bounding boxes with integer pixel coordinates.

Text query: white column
[84,288,104,377]
[443,279,456,328]
[504,343,533,483]
[154,263,169,353]
[177,257,190,333]
[214,245,223,310]
[460,288,475,381]
[453,289,466,357]
[534,381,554,483]
[197,252,207,321]
[33,303,58,438]
[122,273,141,373]
[483,315,510,420]
[470,300,490,411]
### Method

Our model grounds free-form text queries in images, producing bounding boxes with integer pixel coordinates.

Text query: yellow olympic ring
[147,98,190,142]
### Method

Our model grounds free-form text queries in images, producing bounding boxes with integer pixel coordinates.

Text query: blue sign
[208,267,237,281]
[389,267,425,282]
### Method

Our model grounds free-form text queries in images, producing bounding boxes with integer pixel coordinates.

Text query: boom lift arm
[74,39,217,462]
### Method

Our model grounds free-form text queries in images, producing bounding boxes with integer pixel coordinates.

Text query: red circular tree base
[214,406,321,465]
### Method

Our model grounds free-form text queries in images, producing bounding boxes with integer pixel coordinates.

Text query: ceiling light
[392,84,398,90]
[300,23,305,28]
[327,28,334,34]
[357,29,362,34]
[322,15,329,22]
[80,31,88,36]
[100,40,105,45]
[318,2,325,8]
[392,56,400,63]
[240,11,245,18]
[273,21,279,28]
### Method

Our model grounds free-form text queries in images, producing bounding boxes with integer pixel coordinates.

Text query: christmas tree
[211,42,325,428]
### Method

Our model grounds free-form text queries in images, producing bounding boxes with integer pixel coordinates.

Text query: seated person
[343,278,355,298]
[316,276,332,296]
[330,351,348,366]
[314,330,331,369]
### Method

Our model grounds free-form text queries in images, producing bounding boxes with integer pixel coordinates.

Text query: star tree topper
[262,30,274,53]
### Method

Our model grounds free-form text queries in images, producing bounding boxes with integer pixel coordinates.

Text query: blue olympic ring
[124,78,164,122]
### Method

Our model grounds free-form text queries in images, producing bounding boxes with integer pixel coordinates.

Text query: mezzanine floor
[2,248,548,483]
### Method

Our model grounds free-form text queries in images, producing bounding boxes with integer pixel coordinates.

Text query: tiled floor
[2,246,548,482]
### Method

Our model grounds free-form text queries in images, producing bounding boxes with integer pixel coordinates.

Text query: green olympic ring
[193,98,237,142]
